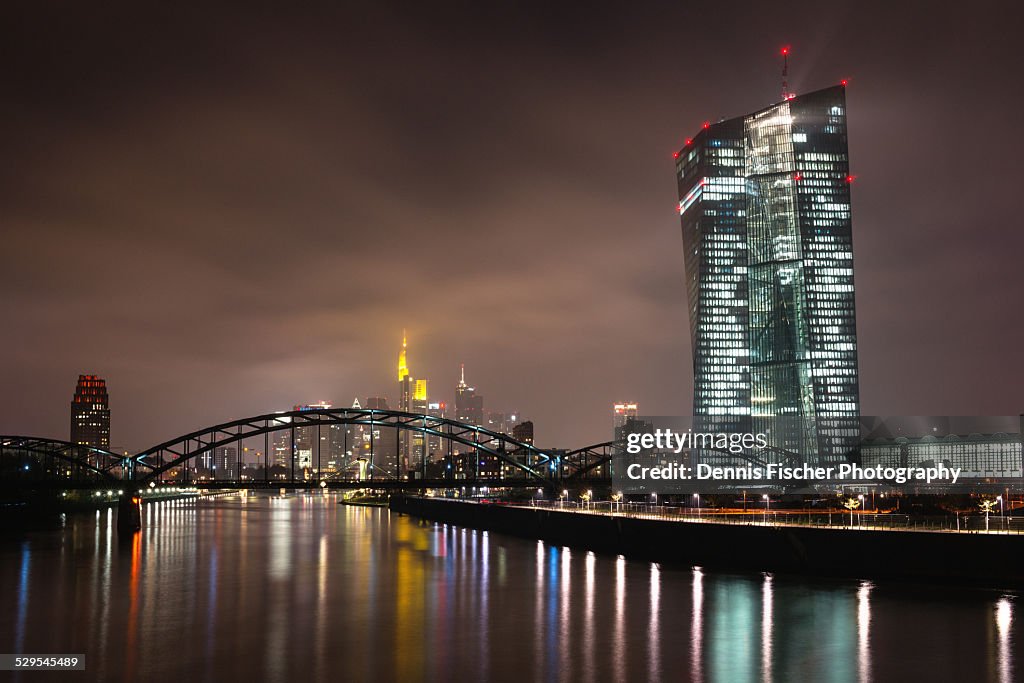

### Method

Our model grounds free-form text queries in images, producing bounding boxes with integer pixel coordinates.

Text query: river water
[0,494,1019,682]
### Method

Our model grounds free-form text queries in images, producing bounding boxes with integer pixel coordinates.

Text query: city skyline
[58,337,526,453]
[3,6,1023,683]
[2,2,1022,452]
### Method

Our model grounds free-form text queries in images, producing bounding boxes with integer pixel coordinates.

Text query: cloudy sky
[2,1,1021,451]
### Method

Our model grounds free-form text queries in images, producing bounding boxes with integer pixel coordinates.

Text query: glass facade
[676,85,860,466]
[862,434,1023,480]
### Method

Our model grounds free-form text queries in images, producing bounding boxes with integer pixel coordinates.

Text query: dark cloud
[1,0,1021,451]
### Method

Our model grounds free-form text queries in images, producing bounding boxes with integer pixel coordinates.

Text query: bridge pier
[117,488,142,534]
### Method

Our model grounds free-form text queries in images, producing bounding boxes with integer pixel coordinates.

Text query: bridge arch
[0,436,124,483]
[131,408,554,485]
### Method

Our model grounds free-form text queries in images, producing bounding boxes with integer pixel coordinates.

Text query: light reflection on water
[0,494,1020,683]
[762,574,773,683]
[649,562,660,682]
[997,597,1013,683]
[858,581,871,683]
[614,555,626,682]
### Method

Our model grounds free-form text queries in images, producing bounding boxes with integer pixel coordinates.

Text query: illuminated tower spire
[398,330,409,381]
[454,364,483,425]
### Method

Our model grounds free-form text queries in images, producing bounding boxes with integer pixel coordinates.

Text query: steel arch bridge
[0,436,130,487]
[2,410,813,491]
[128,408,561,488]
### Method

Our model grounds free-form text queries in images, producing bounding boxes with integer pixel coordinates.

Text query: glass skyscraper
[675,84,860,465]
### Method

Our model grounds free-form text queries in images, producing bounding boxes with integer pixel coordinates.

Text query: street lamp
[694,493,701,519]
[979,498,997,532]
[561,489,568,509]
[842,496,861,527]
[858,494,865,528]
[762,494,770,524]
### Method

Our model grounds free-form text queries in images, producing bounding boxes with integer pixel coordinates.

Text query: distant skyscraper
[293,402,331,472]
[364,396,389,410]
[362,396,397,475]
[512,420,534,446]
[675,84,860,464]
[213,445,238,479]
[613,402,638,440]
[396,331,428,471]
[487,412,510,434]
[70,374,110,449]
[426,401,446,461]
[454,364,484,426]
[271,426,291,469]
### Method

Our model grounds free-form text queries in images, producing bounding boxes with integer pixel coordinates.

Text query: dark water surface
[0,494,1019,682]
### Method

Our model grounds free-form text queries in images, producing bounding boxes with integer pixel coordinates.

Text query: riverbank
[0,488,200,529]
[390,495,1024,585]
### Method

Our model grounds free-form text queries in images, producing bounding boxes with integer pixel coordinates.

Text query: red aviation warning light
[702,121,710,129]
[846,174,856,183]
[841,78,849,86]
[780,45,793,100]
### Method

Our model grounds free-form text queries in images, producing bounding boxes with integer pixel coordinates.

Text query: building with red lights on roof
[70,374,110,449]
[675,84,860,466]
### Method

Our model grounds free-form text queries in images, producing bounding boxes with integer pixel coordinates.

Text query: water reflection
[692,567,704,682]
[0,495,1018,683]
[996,597,1013,683]
[584,551,595,680]
[614,555,626,682]
[648,563,661,682]
[559,547,571,683]
[534,540,544,682]
[762,574,773,683]
[857,581,872,683]
[14,541,29,653]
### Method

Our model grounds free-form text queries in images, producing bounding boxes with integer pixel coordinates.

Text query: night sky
[2,1,1021,452]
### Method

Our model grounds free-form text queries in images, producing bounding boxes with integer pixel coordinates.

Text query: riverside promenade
[390,495,1024,585]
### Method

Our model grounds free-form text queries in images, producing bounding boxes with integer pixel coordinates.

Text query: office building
[675,84,860,465]
[512,420,534,446]
[454,364,484,426]
[70,374,110,450]
[613,402,638,441]
[397,331,429,472]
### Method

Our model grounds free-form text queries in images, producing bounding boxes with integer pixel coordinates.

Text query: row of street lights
[539,491,1010,532]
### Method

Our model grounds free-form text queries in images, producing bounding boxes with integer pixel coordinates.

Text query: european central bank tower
[675,85,860,466]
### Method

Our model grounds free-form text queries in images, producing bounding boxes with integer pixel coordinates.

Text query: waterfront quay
[523,499,1024,534]
[391,496,1024,585]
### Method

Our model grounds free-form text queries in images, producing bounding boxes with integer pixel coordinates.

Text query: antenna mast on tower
[781,45,793,100]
